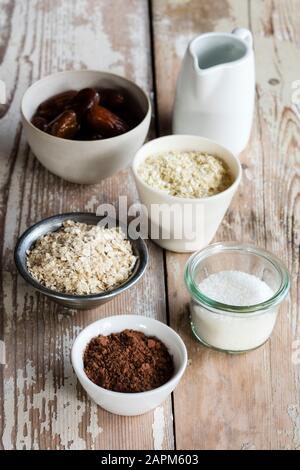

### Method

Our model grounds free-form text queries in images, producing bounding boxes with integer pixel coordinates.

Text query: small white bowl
[132,135,242,253]
[71,315,187,416]
[21,70,151,184]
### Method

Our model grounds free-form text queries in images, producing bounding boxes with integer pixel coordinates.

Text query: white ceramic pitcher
[173,28,255,155]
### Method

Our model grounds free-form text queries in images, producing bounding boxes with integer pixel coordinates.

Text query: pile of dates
[31,87,140,140]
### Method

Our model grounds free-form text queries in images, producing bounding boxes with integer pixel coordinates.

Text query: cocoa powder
[83,329,174,393]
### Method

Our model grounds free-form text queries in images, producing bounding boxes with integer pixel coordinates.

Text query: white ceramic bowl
[21,70,151,184]
[132,135,242,253]
[71,315,187,416]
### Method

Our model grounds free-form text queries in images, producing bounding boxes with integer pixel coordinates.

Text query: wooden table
[0,0,299,450]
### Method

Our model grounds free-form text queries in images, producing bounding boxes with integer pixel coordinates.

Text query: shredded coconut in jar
[138,150,232,198]
[197,270,274,306]
[190,270,276,352]
[26,220,137,295]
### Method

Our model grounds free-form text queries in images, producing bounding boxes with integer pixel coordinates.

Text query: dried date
[31,115,48,132]
[70,88,99,117]
[49,110,78,139]
[31,86,139,140]
[99,88,125,110]
[86,105,129,138]
[37,90,77,120]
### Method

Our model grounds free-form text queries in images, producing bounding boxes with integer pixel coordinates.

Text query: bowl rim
[21,69,151,144]
[71,314,188,397]
[14,212,148,301]
[132,134,242,203]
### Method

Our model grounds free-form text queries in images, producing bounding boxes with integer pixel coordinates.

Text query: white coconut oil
[190,270,277,352]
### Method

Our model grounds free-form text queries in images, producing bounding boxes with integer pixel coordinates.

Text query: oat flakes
[26,220,137,295]
[138,150,232,198]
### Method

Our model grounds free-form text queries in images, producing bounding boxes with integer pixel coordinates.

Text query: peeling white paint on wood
[152,406,165,450]
[3,351,104,450]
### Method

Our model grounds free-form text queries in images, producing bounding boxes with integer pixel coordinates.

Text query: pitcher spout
[188,29,253,72]
[231,27,253,48]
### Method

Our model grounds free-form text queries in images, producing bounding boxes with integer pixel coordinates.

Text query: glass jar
[184,242,290,353]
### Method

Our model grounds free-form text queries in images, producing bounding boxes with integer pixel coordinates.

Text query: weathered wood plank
[152,0,300,449]
[0,0,174,450]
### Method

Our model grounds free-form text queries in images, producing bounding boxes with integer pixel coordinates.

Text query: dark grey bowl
[14,212,148,309]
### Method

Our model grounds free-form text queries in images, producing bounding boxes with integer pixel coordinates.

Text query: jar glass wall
[184,242,290,353]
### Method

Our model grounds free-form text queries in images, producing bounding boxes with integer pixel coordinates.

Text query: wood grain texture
[152,0,300,450]
[0,0,174,450]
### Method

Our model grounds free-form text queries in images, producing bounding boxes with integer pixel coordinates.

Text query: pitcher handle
[232,27,253,48]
